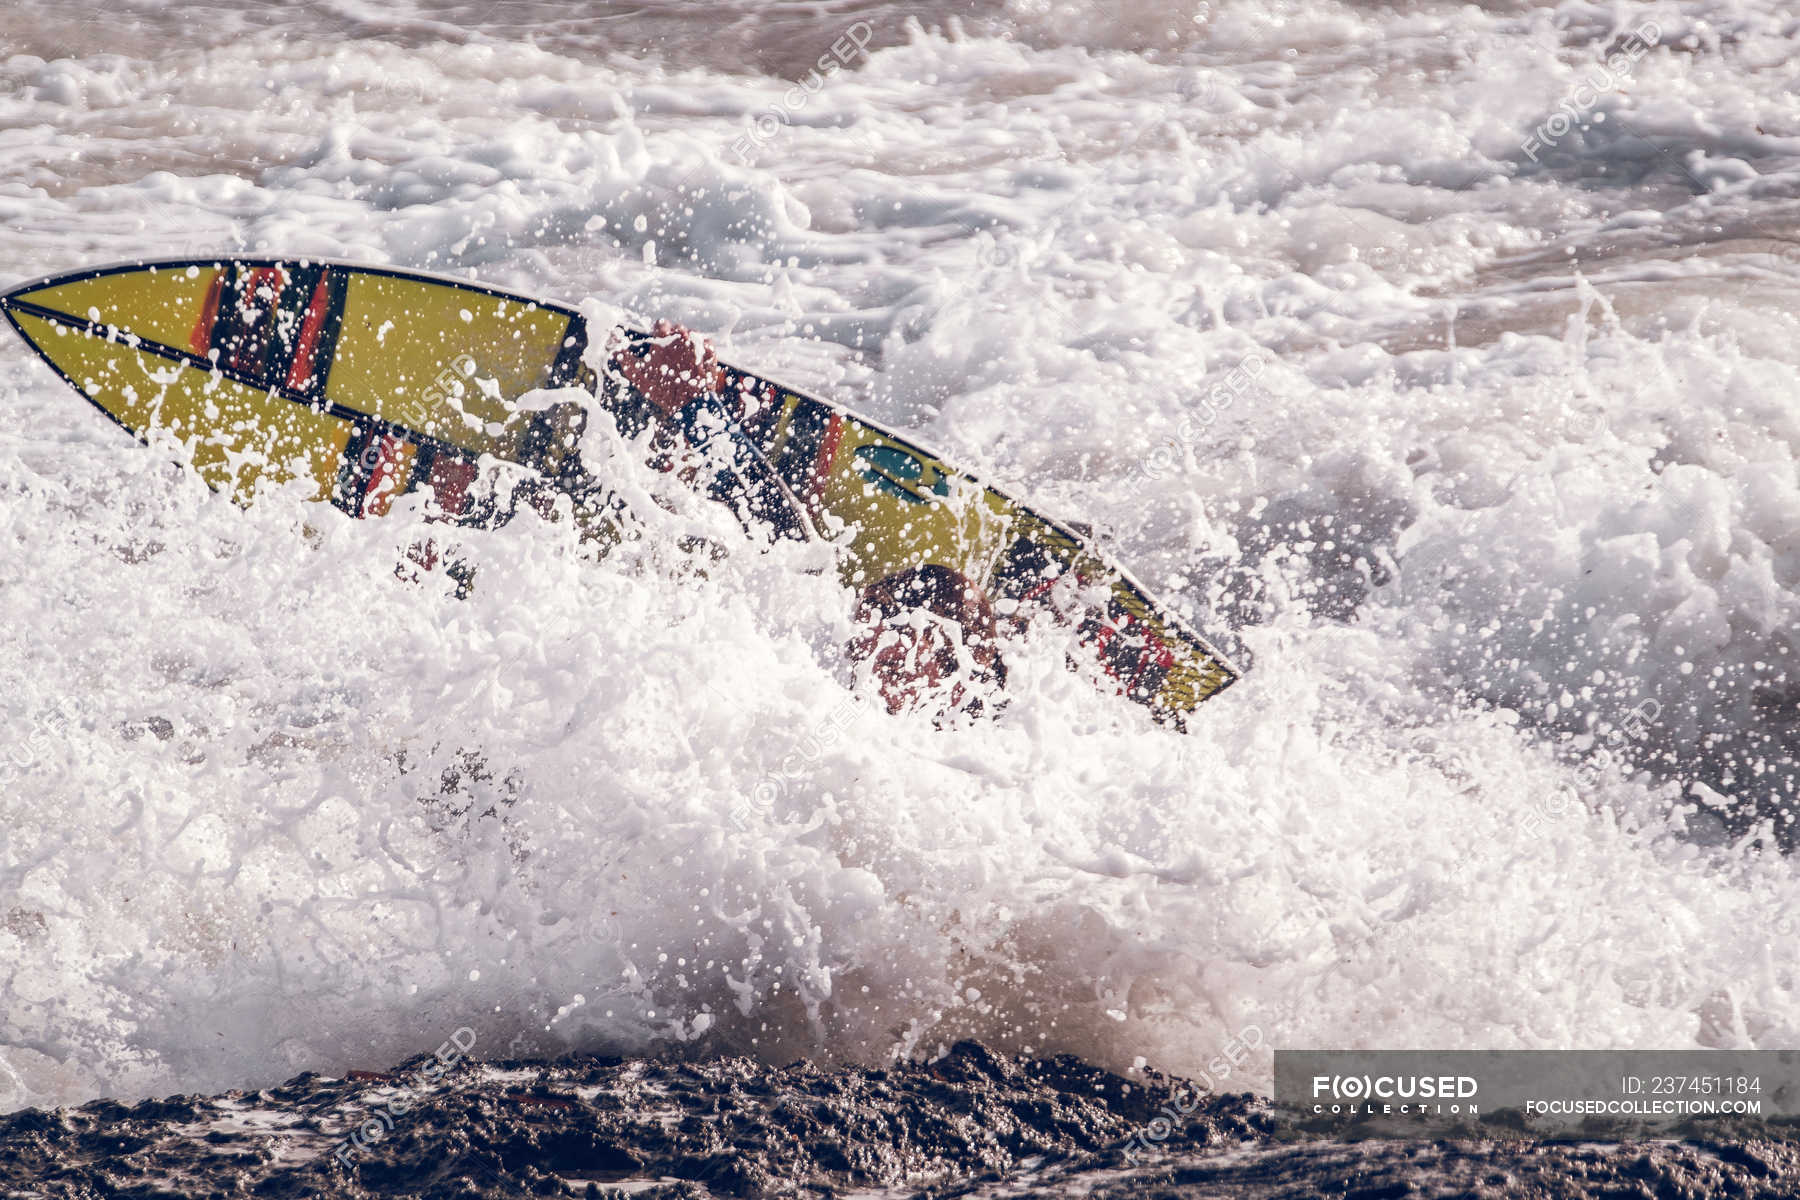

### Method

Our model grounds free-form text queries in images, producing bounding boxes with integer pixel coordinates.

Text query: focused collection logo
[1277,1050,1792,1137]
[1310,1073,1480,1115]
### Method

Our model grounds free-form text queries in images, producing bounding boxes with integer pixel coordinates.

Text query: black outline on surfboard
[0,295,486,461]
[0,256,1242,699]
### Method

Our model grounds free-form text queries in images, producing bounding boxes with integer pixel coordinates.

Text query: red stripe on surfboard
[809,412,843,511]
[1016,572,1173,700]
[1089,610,1176,700]
[363,435,408,516]
[1130,632,1177,697]
[190,270,225,354]
[427,456,478,516]
[284,272,332,392]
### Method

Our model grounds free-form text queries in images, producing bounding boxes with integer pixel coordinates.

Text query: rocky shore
[4,1042,1798,1198]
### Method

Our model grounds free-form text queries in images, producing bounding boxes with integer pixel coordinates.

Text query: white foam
[4,0,1800,1112]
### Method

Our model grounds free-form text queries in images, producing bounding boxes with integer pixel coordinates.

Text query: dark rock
[2,1044,1797,1198]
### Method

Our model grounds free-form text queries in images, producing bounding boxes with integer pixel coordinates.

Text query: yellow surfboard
[1,258,1240,719]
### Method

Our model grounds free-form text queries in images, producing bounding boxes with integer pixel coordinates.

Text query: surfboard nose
[2,260,229,353]
[2,269,356,504]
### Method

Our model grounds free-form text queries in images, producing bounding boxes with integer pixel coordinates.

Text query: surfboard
[0,258,1240,719]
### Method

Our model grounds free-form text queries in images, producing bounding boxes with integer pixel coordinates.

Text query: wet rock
[1,1045,1797,1198]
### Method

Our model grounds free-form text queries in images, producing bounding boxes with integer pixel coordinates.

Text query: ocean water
[3,0,1800,1113]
